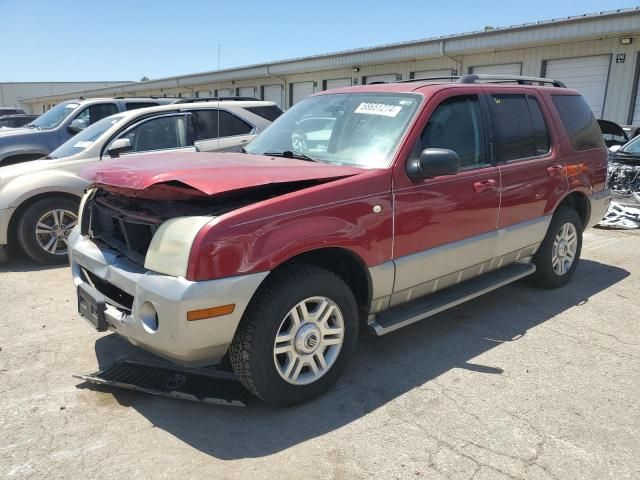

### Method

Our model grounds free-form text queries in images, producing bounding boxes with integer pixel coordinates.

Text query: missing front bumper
[74,358,250,407]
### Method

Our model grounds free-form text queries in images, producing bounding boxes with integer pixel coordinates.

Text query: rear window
[551,95,604,151]
[192,109,253,140]
[244,105,283,122]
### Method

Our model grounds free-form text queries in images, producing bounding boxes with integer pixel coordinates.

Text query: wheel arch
[272,246,373,316]
[554,190,590,230]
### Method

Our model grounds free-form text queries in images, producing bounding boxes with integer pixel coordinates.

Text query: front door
[391,92,501,307]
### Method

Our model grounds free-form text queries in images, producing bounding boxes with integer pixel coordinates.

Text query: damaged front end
[598,154,640,229]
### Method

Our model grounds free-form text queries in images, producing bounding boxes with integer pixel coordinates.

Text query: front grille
[88,200,160,265]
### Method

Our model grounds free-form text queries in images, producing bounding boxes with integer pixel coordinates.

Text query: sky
[1,0,636,82]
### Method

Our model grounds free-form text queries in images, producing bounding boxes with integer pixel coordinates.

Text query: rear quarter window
[551,95,605,151]
[244,105,283,122]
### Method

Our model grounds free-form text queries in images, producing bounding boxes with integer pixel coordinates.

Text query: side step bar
[369,262,536,336]
[74,358,250,406]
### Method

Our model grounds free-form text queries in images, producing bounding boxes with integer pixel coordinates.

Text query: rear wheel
[17,197,79,264]
[230,265,358,406]
[530,206,582,288]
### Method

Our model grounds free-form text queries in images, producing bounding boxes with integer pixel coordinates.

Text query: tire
[17,196,80,264]
[530,206,583,289]
[230,264,359,407]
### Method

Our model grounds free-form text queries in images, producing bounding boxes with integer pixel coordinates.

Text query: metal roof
[20,7,640,103]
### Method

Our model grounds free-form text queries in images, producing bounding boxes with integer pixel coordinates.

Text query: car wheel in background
[17,197,80,264]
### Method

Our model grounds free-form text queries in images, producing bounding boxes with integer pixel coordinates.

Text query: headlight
[144,216,212,277]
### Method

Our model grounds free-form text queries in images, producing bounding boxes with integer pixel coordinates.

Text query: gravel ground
[1,228,639,479]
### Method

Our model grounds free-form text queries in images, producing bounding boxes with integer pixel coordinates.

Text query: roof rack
[112,95,181,99]
[398,74,566,88]
[173,96,260,104]
[459,74,566,88]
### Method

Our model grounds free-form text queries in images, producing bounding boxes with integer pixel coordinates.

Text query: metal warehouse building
[1,81,130,112]
[20,8,640,124]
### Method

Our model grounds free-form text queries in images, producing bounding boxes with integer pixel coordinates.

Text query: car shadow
[83,259,628,459]
[0,253,69,273]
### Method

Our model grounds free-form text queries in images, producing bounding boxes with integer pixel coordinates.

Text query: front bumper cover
[68,228,268,366]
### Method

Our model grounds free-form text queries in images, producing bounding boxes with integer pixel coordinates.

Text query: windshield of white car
[619,135,640,155]
[245,93,421,168]
[28,102,80,130]
[48,114,125,159]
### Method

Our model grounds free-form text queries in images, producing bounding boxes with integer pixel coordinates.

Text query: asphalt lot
[1,227,639,479]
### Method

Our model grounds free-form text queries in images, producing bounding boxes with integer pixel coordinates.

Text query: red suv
[70,75,610,406]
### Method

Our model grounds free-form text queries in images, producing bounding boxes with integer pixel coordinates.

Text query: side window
[125,102,158,111]
[118,115,191,153]
[75,103,119,128]
[551,95,605,151]
[419,95,488,169]
[191,110,253,140]
[489,94,537,162]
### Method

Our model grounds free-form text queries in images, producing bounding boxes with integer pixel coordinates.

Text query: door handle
[547,164,564,176]
[473,179,497,193]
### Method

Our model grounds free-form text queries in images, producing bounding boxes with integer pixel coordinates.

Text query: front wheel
[17,197,79,264]
[530,206,583,289]
[229,265,358,406]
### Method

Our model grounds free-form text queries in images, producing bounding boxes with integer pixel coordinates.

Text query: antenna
[217,44,221,151]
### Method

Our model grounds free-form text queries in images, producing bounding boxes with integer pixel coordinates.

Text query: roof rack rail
[458,74,566,88]
[112,95,181,99]
[397,74,566,88]
[173,96,260,104]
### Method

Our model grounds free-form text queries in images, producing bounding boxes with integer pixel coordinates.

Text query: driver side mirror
[406,148,460,180]
[608,144,622,153]
[68,118,87,134]
[106,138,132,158]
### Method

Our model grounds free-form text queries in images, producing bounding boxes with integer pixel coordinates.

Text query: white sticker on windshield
[73,141,93,148]
[66,103,79,109]
[354,102,402,117]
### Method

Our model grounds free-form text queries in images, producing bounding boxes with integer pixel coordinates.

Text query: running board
[369,262,536,336]
[74,358,249,407]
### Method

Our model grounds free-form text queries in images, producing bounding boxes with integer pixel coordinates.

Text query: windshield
[620,135,640,154]
[245,93,421,168]
[48,114,125,159]
[30,102,80,129]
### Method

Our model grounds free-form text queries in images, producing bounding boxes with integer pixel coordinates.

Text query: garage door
[470,63,522,76]
[364,74,399,84]
[632,83,640,124]
[216,88,233,97]
[324,78,352,90]
[412,68,455,80]
[263,84,283,108]
[238,86,256,98]
[545,55,611,118]
[196,90,210,98]
[291,82,315,106]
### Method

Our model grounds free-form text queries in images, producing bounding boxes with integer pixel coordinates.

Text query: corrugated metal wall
[23,23,640,123]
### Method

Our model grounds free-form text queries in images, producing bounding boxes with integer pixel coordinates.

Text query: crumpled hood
[82,151,363,197]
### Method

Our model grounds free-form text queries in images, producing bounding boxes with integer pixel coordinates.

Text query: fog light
[139,302,159,333]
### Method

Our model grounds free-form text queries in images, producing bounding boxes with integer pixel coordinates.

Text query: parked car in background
[598,119,628,149]
[0,100,280,263]
[0,107,25,116]
[69,75,610,406]
[622,124,640,140]
[0,97,177,166]
[0,114,38,129]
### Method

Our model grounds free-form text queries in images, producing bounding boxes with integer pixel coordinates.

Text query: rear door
[391,91,501,306]
[488,89,568,260]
